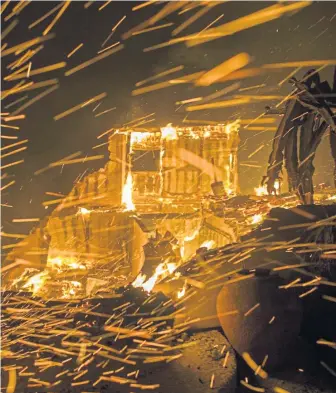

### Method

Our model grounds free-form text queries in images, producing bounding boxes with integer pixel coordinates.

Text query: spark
[172,4,216,37]
[97,41,121,54]
[273,387,291,393]
[4,96,28,109]
[242,352,268,379]
[195,53,251,86]
[0,124,20,130]
[210,373,215,389]
[244,303,260,316]
[67,43,83,58]
[264,59,336,69]
[248,145,265,158]
[132,1,157,11]
[1,33,55,57]
[1,159,24,170]
[1,147,28,159]
[239,84,266,92]
[65,44,124,76]
[187,2,311,47]
[29,3,63,29]
[94,107,117,118]
[49,155,104,167]
[98,1,112,11]
[11,84,59,116]
[112,15,127,31]
[135,65,184,87]
[175,97,203,105]
[198,13,224,34]
[186,98,250,112]
[6,368,16,393]
[299,286,318,298]
[1,18,19,40]
[132,22,174,36]
[1,135,18,140]
[43,1,70,36]
[54,92,107,120]
[97,127,114,139]
[12,218,40,223]
[3,115,25,122]
[6,62,66,81]
[320,361,336,377]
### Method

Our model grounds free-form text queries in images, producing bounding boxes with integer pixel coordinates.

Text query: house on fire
[4,123,242,296]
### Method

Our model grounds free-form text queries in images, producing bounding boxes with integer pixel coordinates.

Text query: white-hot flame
[122,172,135,211]
[132,261,178,293]
[250,214,263,225]
[47,256,86,271]
[22,271,49,295]
[225,119,240,135]
[61,281,82,298]
[254,184,268,196]
[161,123,177,140]
[130,131,151,146]
[255,180,280,196]
[78,207,91,215]
[177,282,187,299]
[200,240,216,250]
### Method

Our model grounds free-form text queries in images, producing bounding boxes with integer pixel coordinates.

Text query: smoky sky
[1,1,336,236]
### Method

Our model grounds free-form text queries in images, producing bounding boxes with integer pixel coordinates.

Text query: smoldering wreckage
[2,69,336,393]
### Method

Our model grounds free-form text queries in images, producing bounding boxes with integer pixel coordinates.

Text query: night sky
[1,1,336,236]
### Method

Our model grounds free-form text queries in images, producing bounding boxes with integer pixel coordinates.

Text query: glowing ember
[225,119,240,135]
[22,271,49,295]
[78,207,91,215]
[161,123,177,140]
[130,131,151,147]
[250,214,264,225]
[122,172,135,211]
[200,240,216,250]
[132,261,178,293]
[254,179,280,196]
[47,256,86,271]
[254,184,268,196]
[177,282,187,299]
[61,280,82,298]
[132,273,147,288]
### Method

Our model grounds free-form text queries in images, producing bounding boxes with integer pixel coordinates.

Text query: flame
[78,207,91,215]
[177,282,187,299]
[254,184,268,196]
[250,214,263,225]
[132,261,178,293]
[22,271,49,295]
[132,273,147,288]
[200,240,216,249]
[61,281,82,298]
[122,172,135,211]
[255,180,280,196]
[130,131,151,147]
[47,256,86,271]
[161,123,177,140]
[225,119,240,135]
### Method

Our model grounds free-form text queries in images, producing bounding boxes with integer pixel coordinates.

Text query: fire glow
[132,261,178,293]
[122,172,135,211]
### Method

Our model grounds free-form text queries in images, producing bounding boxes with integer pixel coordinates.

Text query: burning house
[4,122,241,297]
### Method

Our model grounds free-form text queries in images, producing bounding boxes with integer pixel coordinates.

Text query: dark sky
[1,1,336,236]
